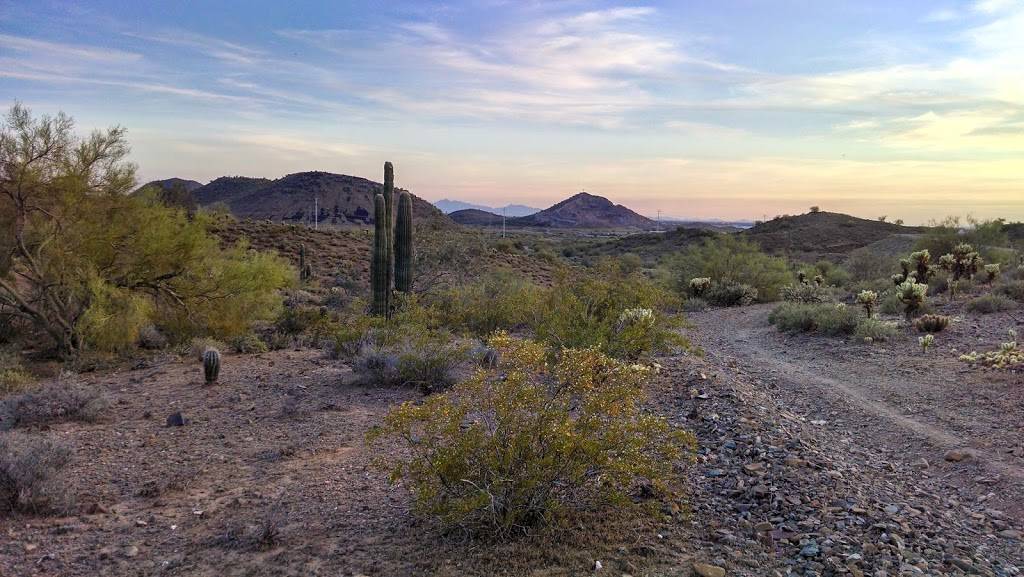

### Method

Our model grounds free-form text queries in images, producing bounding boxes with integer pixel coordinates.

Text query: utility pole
[657,209,662,230]
[502,207,506,238]
[314,196,318,230]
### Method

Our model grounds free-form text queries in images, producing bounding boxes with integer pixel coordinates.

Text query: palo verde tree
[0,103,292,358]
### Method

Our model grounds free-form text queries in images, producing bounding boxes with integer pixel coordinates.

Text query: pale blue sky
[2,0,1022,222]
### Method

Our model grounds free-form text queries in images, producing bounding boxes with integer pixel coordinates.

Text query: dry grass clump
[0,380,108,431]
[0,432,72,514]
[965,294,1016,314]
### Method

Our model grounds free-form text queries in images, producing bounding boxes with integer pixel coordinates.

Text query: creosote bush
[0,432,72,514]
[781,282,832,304]
[369,333,695,537]
[965,294,1016,314]
[667,235,792,302]
[768,302,859,336]
[704,281,758,307]
[853,318,898,342]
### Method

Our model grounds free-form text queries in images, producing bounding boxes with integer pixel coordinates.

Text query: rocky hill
[743,211,925,261]
[516,192,655,229]
[191,171,447,227]
[448,208,506,226]
[135,177,203,194]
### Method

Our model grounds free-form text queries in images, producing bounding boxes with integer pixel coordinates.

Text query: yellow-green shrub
[369,333,695,537]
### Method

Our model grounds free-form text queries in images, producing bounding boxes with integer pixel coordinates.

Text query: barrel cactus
[203,348,221,384]
[395,191,413,293]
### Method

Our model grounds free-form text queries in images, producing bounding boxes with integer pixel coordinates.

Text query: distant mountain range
[140,171,446,226]
[432,199,540,217]
[450,192,656,230]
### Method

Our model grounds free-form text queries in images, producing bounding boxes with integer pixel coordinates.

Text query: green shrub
[229,333,269,354]
[914,314,951,333]
[704,281,758,307]
[0,433,72,514]
[187,337,227,362]
[853,318,899,342]
[781,283,832,303]
[369,333,695,537]
[996,280,1024,302]
[965,294,1016,314]
[395,334,471,393]
[431,271,542,337]
[531,261,686,359]
[769,302,859,336]
[667,235,791,301]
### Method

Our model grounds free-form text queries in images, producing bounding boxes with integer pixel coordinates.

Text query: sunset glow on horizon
[2,0,1022,223]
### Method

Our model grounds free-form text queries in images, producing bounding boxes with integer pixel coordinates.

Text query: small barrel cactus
[203,348,221,384]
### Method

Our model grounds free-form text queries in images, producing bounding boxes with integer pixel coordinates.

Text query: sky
[1,0,1022,223]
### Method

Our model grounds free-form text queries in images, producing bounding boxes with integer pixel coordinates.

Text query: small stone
[166,412,187,427]
[594,560,602,571]
[912,458,929,469]
[998,529,1021,539]
[884,504,899,515]
[124,545,139,558]
[943,448,975,462]
[800,541,820,557]
[692,563,726,577]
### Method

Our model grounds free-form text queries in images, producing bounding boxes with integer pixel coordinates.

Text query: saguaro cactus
[203,348,221,384]
[371,193,389,316]
[299,244,313,282]
[395,192,413,293]
[370,162,414,315]
[383,162,395,300]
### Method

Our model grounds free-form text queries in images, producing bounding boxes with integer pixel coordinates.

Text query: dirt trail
[688,304,1024,516]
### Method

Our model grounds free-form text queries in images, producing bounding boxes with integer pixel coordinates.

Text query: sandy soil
[2,300,1022,576]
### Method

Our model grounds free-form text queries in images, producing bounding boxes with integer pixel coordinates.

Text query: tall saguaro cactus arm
[383,161,395,301]
[371,193,389,316]
[395,191,413,293]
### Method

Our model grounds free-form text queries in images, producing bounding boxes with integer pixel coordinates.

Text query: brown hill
[134,177,204,195]
[472,192,653,229]
[743,211,925,261]
[193,171,448,227]
[448,208,505,226]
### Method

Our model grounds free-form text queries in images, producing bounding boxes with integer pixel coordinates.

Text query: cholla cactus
[909,250,934,283]
[855,290,878,317]
[895,280,928,319]
[797,271,808,285]
[919,334,934,353]
[813,274,824,286]
[984,263,1000,283]
[689,277,712,297]
[617,307,656,329]
[941,243,983,281]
